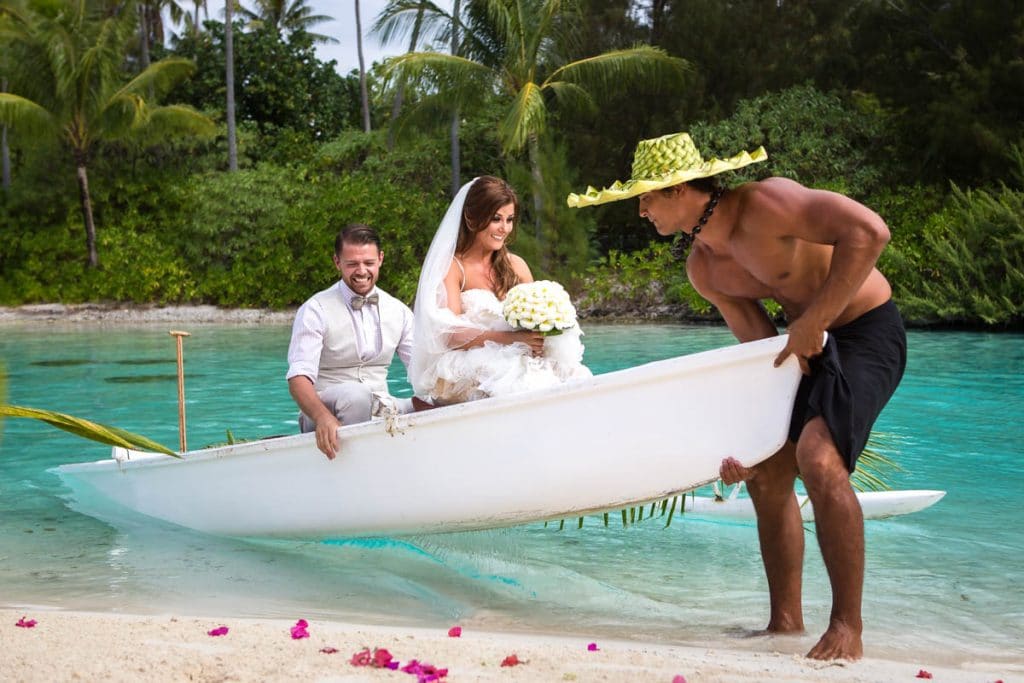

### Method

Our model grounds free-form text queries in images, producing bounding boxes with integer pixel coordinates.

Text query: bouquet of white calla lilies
[502,280,579,335]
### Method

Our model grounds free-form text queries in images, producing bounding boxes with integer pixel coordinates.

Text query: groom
[286,224,416,459]
[568,132,906,660]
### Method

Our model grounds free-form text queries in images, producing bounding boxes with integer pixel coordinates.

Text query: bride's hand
[512,330,545,356]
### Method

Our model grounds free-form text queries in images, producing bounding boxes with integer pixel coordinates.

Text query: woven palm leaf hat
[566,132,768,208]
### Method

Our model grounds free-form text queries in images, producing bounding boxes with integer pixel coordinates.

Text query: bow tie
[350,293,379,310]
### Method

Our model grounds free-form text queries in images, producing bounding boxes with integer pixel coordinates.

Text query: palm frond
[546,45,689,94]
[114,56,197,101]
[499,80,546,154]
[543,80,595,117]
[130,103,216,145]
[372,0,450,47]
[0,405,179,457]
[0,92,58,136]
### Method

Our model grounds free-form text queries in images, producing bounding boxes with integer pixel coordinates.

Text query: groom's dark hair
[335,223,381,254]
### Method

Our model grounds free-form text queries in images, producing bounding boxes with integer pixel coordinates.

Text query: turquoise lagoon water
[1,322,1022,666]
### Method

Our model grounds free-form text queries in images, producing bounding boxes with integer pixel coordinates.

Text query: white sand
[0,303,297,325]
[3,609,1017,683]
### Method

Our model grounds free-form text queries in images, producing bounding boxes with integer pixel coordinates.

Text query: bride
[409,176,591,405]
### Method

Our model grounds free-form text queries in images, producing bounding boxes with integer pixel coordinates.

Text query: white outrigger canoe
[56,336,804,540]
[682,488,946,522]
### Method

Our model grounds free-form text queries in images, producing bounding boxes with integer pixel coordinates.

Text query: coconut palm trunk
[386,1,425,150]
[73,154,99,268]
[527,133,545,245]
[355,0,371,132]
[139,3,152,70]
[449,0,461,195]
[1,78,9,191]
[225,0,238,170]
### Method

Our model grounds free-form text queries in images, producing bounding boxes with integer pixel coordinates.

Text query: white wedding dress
[409,178,592,405]
[425,288,592,405]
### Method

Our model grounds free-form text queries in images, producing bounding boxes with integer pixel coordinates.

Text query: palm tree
[387,0,688,238]
[238,0,336,44]
[0,0,215,267]
[355,0,371,132]
[224,0,238,170]
[1,77,10,192]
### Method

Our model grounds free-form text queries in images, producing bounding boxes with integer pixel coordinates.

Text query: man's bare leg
[796,417,864,660]
[721,446,805,634]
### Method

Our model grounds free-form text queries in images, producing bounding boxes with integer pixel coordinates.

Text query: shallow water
[1,322,1022,664]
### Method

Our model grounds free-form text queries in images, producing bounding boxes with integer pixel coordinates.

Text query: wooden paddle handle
[169,331,191,452]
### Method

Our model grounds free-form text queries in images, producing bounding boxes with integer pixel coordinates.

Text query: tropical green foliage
[0,0,214,267]
[0,0,1022,329]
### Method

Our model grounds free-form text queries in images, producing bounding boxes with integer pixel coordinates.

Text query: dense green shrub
[894,183,1023,326]
[689,84,890,199]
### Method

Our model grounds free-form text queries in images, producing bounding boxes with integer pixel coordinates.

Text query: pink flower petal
[320,647,339,654]
[500,653,522,667]
[373,648,394,668]
[587,642,599,651]
[447,625,462,637]
[916,670,933,679]
[206,626,229,637]
[672,676,688,683]
[290,618,310,639]
[15,617,37,628]
[351,649,372,666]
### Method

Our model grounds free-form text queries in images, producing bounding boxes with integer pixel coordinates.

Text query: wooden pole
[169,330,191,452]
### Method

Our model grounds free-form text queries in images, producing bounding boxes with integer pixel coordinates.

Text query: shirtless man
[568,132,907,660]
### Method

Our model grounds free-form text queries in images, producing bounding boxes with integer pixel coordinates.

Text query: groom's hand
[315,416,341,459]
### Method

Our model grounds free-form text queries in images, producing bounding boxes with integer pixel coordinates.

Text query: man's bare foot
[805,621,863,660]
[719,456,757,485]
[766,616,804,634]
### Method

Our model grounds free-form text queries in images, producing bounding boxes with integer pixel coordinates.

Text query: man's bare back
[688,178,892,333]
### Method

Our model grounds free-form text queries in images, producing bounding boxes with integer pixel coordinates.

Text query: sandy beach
[3,608,1016,682]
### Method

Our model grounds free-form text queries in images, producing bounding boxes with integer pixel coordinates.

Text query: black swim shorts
[787,300,907,471]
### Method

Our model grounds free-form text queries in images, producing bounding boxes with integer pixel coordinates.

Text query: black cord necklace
[690,185,725,238]
[671,186,726,259]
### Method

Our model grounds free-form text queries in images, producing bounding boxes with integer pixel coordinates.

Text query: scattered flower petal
[447,626,462,638]
[374,648,395,668]
[916,670,933,679]
[672,676,688,683]
[290,618,310,639]
[351,649,372,666]
[206,626,229,637]
[587,642,599,651]
[501,654,522,667]
[15,617,37,629]
[320,647,339,654]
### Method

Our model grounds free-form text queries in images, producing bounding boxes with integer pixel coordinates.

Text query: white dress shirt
[286,281,414,383]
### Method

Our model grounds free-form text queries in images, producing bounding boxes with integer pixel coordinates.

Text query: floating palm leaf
[0,404,179,457]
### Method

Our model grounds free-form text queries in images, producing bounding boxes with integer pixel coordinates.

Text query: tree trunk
[225,0,238,171]
[387,0,426,150]
[2,78,10,191]
[355,0,371,132]
[527,133,545,247]
[449,0,461,195]
[650,0,668,44]
[139,2,151,70]
[75,159,99,268]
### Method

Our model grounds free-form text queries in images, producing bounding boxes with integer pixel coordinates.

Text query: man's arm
[288,375,340,459]
[286,300,339,459]
[687,249,778,343]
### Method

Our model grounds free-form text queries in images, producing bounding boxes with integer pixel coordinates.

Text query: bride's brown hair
[456,176,521,299]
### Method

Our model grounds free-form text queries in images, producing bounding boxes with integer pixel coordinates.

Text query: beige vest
[312,286,406,394]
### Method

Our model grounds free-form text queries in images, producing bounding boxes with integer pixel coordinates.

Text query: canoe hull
[56,336,803,539]
[684,489,947,522]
